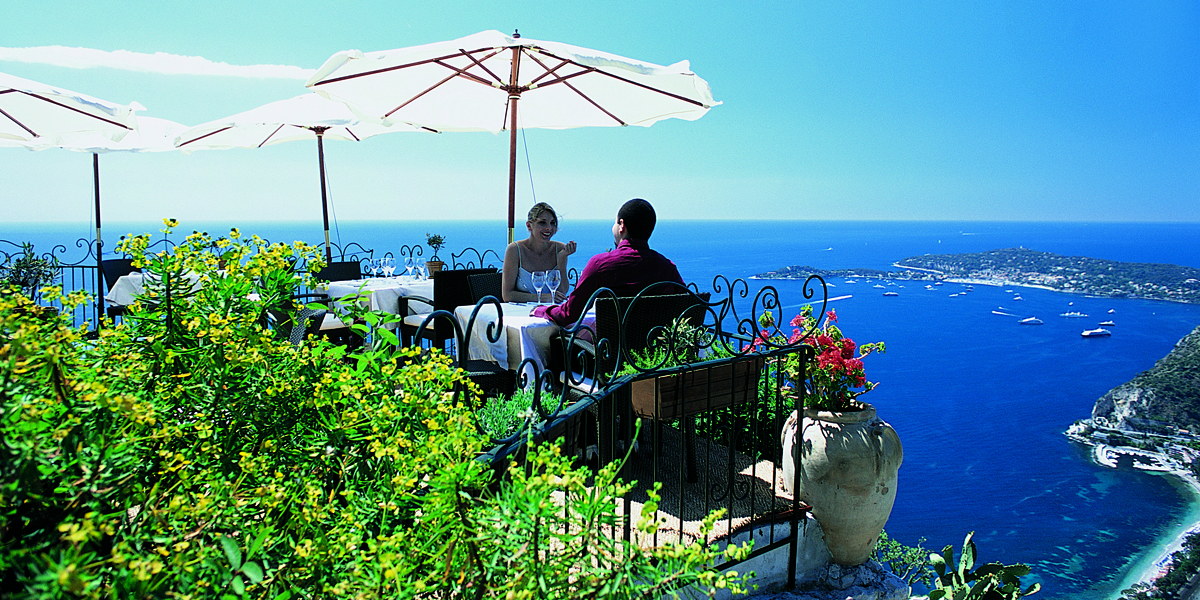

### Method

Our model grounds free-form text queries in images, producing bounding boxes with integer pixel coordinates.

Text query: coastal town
[754,247,1200,304]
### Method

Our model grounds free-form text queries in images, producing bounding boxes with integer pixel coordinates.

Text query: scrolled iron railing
[432,275,824,588]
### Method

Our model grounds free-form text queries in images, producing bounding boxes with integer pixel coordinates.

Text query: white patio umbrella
[305,29,719,242]
[19,115,188,319]
[1,71,143,146]
[174,93,433,262]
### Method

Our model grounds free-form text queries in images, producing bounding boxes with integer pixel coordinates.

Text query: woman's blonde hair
[527,202,558,223]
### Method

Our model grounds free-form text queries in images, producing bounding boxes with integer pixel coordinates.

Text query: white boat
[883,291,899,297]
[1108,309,1116,314]
[1013,296,1023,301]
[925,284,934,290]
[844,280,857,284]
[1060,311,1089,318]
[874,284,886,289]
[1082,328,1112,338]
[1099,320,1115,326]
[934,282,943,286]
[949,293,959,297]
[1020,317,1044,325]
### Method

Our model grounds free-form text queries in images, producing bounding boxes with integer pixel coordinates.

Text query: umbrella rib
[561,80,626,126]
[0,105,38,137]
[381,55,505,118]
[384,72,458,119]
[177,126,234,147]
[524,51,574,88]
[457,48,507,87]
[520,52,626,125]
[6,89,135,130]
[259,124,288,147]
[312,46,505,86]
[524,49,708,108]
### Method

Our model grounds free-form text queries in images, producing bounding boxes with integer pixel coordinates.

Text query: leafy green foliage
[0,242,58,300]
[875,530,934,587]
[0,222,750,599]
[424,232,446,261]
[477,385,563,440]
[929,532,1040,599]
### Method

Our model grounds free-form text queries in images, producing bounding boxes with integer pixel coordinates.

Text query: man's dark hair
[617,198,657,240]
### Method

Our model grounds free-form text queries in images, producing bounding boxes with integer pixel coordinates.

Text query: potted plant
[425,233,446,273]
[756,305,901,567]
[0,243,59,318]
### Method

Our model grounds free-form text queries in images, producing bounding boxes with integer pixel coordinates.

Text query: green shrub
[0,222,750,599]
[477,385,563,441]
[929,532,1040,599]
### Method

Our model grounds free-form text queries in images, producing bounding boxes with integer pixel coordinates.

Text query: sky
[2,0,1198,227]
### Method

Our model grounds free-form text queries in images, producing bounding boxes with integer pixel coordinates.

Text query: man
[533,198,683,326]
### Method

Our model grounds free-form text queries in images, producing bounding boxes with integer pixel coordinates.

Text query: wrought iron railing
[415,274,827,587]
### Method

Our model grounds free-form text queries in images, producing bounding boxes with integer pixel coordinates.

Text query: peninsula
[753,248,1200,304]
[1066,325,1200,595]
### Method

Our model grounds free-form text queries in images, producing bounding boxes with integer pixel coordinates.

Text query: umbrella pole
[508,107,518,245]
[94,153,103,327]
[507,46,521,245]
[316,129,332,263]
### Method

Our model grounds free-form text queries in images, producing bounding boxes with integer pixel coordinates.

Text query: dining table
[323,276,435,320]
[105,271,203,308]
[454,302,596,380]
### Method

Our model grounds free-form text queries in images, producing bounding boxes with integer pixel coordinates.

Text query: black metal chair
[315,260,362,282]
[467,272,504,303]
[399,267,497,351]
[100,258,140,320]
[264,294,329,346]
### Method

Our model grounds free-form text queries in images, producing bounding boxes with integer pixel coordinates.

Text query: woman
[503,202,576,303]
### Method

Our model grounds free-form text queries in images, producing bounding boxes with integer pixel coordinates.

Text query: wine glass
[415,257,427,280]
[404,256,414,278]
[369,258,381,278]
[382,257,395,278]
[531,270,547,304]
[546,269,561,303]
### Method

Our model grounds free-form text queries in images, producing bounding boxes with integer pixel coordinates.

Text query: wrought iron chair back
[401,267,497,349]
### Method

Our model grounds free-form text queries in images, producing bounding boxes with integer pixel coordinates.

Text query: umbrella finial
[512,29,520,39]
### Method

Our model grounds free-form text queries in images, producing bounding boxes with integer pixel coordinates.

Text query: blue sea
[6,219,1200,599]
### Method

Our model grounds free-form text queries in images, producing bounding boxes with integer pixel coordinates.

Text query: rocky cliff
[1093,325,1200,432]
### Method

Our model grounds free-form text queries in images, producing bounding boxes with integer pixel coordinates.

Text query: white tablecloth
[454,302,557,375]
[454,302,598,379]
[325,277,435,317]
[105,272,203,306]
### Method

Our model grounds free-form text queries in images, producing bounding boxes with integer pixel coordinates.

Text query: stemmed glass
[404,256,414,278]
[369,258,381,278]
[546,269,561,303]
[531,270,547,304]
[382,257,395,278]
[415,257,427,280]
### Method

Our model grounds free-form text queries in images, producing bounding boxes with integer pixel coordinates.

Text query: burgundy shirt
[534,238,684,326]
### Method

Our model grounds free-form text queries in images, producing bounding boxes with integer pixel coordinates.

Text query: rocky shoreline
[1066,324,1200,591]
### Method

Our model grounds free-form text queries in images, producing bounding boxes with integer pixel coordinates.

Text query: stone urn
[781,403,903,566]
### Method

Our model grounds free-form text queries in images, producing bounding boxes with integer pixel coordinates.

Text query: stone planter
[426,260,444,273]
[629,356,764,420]
[781,402,903,566]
